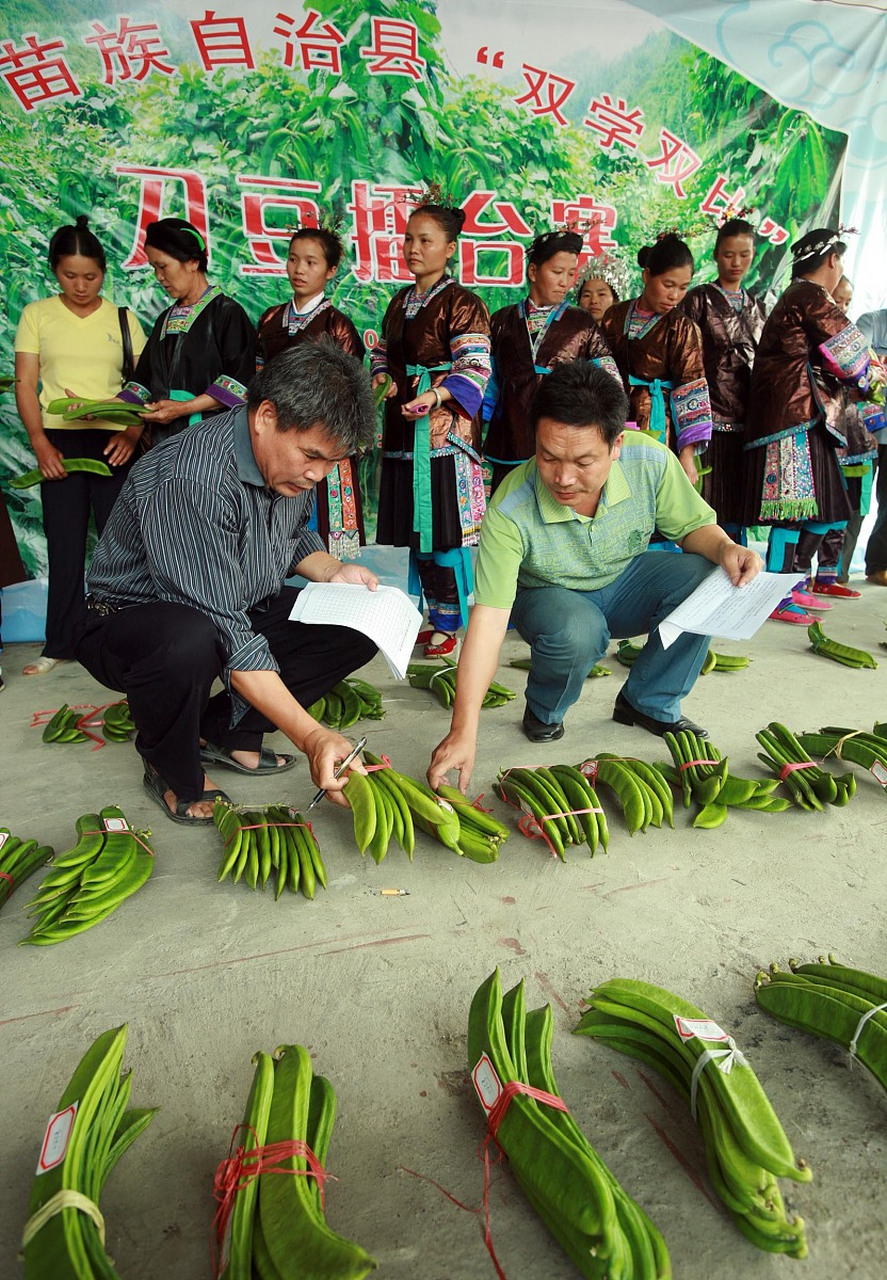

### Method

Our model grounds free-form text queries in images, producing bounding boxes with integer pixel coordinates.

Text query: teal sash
[628,375,674,444]
[407,361,451,552]
[170,388,202,428]
[408,547,474,629]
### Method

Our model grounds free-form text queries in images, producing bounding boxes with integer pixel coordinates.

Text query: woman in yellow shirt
[14,215,146,674]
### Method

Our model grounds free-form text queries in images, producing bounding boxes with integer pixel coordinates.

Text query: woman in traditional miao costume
[482,230,620,495]
[742,229,884,624]
[576,251,629,327]
[256,228,366,559]
[371,200,490,658]
[119,217,255,446]
[602,234,713,488]
[680,218,767,543]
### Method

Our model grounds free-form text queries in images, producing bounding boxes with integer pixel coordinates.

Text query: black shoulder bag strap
[118,307,135,385]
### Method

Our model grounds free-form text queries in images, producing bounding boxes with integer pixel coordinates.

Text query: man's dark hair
[247,341,375,454]
[530,361,628,447]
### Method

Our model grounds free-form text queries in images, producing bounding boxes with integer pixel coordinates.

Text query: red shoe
[770,605,817,625]
[810,580,861,598]
[424,631,459,658]
[791,587,832,611]
[415,628,434,646]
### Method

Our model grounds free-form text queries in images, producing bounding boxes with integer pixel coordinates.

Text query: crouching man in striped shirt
[76,344,378,825]
[428,361,762,793]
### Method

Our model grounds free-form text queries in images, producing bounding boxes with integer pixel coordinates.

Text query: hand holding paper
[658,569,804,650]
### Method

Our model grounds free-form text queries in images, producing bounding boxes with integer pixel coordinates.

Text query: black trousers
[42,428,133,658]
[75,586,377,801]
[865,443,887,574]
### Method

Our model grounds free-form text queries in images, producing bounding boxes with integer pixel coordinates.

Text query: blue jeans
[511,550,715,725]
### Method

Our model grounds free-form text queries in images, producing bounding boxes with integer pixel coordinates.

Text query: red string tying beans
[223,820,312,848]
[400,1078,569,1280]
[0,870,14,887]
[81,829,155,858]
[482,1081,569,1279]
[211,1123,332,1277]
[678,758,715,772]
[778,760,818,782]
[363,754,392,772]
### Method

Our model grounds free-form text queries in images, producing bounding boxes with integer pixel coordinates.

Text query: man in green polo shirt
[428,362,762,789]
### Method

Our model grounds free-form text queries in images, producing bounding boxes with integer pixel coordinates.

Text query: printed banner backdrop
[1,0,882,597]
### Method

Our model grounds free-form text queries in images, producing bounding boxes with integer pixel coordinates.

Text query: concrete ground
[1,576,886,1280]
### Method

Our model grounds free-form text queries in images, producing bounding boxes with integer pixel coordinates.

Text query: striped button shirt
[87,404,324,717]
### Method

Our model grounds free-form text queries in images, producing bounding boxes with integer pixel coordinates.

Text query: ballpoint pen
[305,735,368,812]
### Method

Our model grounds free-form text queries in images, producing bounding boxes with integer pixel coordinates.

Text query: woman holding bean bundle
[14,215,147,675]
[371,198,491,658]
[118,217,255,447]
[256,226,367,560]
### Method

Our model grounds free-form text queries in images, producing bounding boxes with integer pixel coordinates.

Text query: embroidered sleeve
[442,330,492,419]
[592,354,623,387]
[820,323,873,392]
[119,381,151,405]
[369,334,388,379]
[207,372,248,407]
[671,377,713,450]
[861,400,886,437]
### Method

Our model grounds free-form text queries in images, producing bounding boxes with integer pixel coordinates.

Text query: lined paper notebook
[288,583,423,679]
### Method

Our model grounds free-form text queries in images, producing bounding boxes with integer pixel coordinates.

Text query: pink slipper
[791,588,831,611]
[771,605,817,625]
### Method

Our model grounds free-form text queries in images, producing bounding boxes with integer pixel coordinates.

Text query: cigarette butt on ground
[380,888,410,896]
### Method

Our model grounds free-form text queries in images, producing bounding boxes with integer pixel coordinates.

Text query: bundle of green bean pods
[22,809,154,944]
[216,1044,376,1280]
[468,969,671,1277]
[755,955,887,1094]
[41,704,90,745]
[213,802,326,899]
[101,701,136,742]
[0,828,52,908]
[796,724,887,791]
[807,620,878,668]
[408,655,516,708]
[756,721,856,809]
[660,731,788,828]
[576,979,811,1258]
[306,677,385,729]
[343,752,508,864]
[22,1024,157,1278]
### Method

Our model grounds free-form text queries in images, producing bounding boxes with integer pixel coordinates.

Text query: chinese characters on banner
[0,9,791,281]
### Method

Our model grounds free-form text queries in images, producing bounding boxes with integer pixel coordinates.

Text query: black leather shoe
[612,692,708,739]
[522,704,565,743]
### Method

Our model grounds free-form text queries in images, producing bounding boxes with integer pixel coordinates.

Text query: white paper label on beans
[103,817,129,833]
[472,1053,502,1112]
[870,761,887,786]
[0,831,8,851]
[37,1102,79,1174]
[674,1015,730,1043]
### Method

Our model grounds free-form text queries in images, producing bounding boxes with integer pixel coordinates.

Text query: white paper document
[658,569,802,650]
[288,582,423,679]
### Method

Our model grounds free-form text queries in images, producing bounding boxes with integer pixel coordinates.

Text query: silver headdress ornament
[791,228,854,265]
[576,249,632,300]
